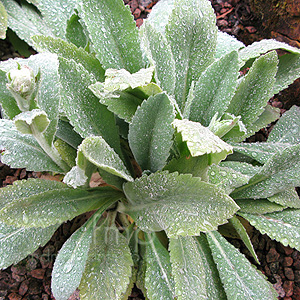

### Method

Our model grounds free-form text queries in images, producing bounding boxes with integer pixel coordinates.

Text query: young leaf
[0,179,122,228]
[267,105,300,144]
[79,136,133,182]
[231,144,300,199]
[215,31,244,59]
[58,58,122,157]
[79,220,133,300]
[123,171,239,237]
[52,210,108,300]
[140,22,176,95]
[173,119,233,164]
[235,199,285,214]
[239,209,300,251]
[65,13,88,48]
[128,93,175,172]
[169,236,207,299]
[144,232,176,300]
[0,119,63,172]
[189,50,239,126]
[0,1,8,39]
[79,0,144,73]
[227,51,278,128]
[31,35,105,81]
[0,221,59,269]
[207,231,278,300]
[165,0,217,110]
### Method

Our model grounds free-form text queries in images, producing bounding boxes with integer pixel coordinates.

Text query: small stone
[269,262,280,274]
[42,294,49,300]
[133,8,141,18]
[28,280,42,295]
[136,18,143,28]
[293,258,300,269]
[217,19,228,28]
[19,280,29,296]
[283,281,293,297]
[11,273,25,282]
[293,285,300,299]
[284,268,294,280]
[26,257,38,271]
[220,8,227,14]
[283,297,292,300]
[283,257,293,267]
[272,100,283,108]
[8,293,22,300]
[11,265,26,276]
[266,248,280,263]
[20,168,27,179]
[273,274,285,297]
[245,26,257,34]
[294,270,300,282]
[31,268,45,280]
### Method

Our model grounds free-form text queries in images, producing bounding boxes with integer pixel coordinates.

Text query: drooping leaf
[238,39,300,67]
[79,136,133,182]
[144,232,175,300]
[0,179,122,228]
[165,0,217,110]
[58,58,122,157]
[189,50,239,126]
[79,219,133,300]
[0,119,63,172]
[207,231,278,300]
[128,93,175,172]
[268,189,300,209]
[235,199,285,214]
[79,0,144,73]
[169,236,207,299]
[140,22,175,95]
[239,209,300,251]
[231,144,300,199]
[32,35,105,81]
[123,171,239,237]
[215,31,244,59]
[0,221,59,269]
[0,1,8,39]
[227,51,278,129]
[52,210,107,300]
[173,119,233,164]
[274,53,300,95]
[268,105,300,144]
[65,13,88,48]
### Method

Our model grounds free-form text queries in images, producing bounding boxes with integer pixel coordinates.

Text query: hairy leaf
[235,199,285,214]
[79,0,144,73]
[215,31,244,59]
[79,220,133,300]
[56,119,82,149]
[189,51,239,126]
[165,0,217,110]
[220,161,261,177]
[0,1,7,39]
[123,171,239,237]
[0,221,59,269]
[239,209,300,251]
[0,179,122,228]
[207,231,278,300]
[268,189,300,209]
[65,13,88,48]
[129,93,175,172]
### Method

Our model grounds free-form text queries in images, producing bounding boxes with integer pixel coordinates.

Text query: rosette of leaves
[1,0,300,299]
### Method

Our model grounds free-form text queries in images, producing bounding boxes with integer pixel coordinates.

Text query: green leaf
[231,144,300,199]
[207,231,278,300]
[128,93,175,172]
[0,1,8,39]
[173,119,233,163]
[66,13,88,48]
[268,105,300,144]
[32,35,105,81]
[220,161,261,177]
[79,136,133,182]
[58,58,122,157]
[227,51,278,128]
[208,164,250,194]
[0,179,122,228]
[238,39,300,67]
[274,53,300,95]
[0,119,63,172]
[0,221,59,269]
[79,219,133,300]
[123,171,239,237]
[268,189,300,208]
[239,209,300,251]
[2,0,53,47]
[215,31,244,59]
[144,232,176,300]
[229,216,259,264]
[56,119,82,149]
[14,109,50,134]
[165,0,217,110]
[189,51,239,126]
[169,236,207,299]
[52,210,107,300]
[235,199,285,214]
[140,22,175,95]
[79,0,144,73]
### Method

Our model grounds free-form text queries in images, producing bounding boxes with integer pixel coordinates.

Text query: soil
[0,0,300,299]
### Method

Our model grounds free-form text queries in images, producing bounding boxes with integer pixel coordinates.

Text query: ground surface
[0,0,300,299]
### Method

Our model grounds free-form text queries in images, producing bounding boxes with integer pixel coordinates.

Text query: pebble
[266,248,280,263]
[18,280,29,296]
[283,257,293,267]
[31,269,46,280]
[283,281,293,297]
[284,268,294,281]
